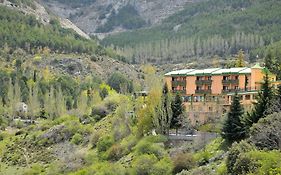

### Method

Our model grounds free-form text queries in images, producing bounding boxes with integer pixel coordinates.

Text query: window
[223,76,229,80]
[223,86,229,90]
[235,75,239,80]
[207,76,212,80]
[245,95,251,100]
[235,86,239,90]
[196,86,202,90]
[208,86,212,90]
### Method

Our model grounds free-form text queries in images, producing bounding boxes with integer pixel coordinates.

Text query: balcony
[222,87,259,94]
[222,79,239,84]
[195,80,212,85]
[222,89,237,94]
[195,89,212,94]
[172,90,186,94]
[172,81,186,87]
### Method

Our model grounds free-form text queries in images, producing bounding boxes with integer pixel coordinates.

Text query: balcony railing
[195,80,212,85]
[195,89,212,94]
[172,81,186,87]
[172,90,186,94]
[222,87,259,94]
[222,79,239,84]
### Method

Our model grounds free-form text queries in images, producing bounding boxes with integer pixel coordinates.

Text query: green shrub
[172,153,196,174]
[106,144,124,161]
[90,132,101,148]
[97,135,114,152]
[71,133,83,145]
[226,141,255,174]
[132,154,158,175]
[233,150,281,175]
[152,157,173,175]
[134,138,165,159]
[91,105,109,121]
[23,163,45,175]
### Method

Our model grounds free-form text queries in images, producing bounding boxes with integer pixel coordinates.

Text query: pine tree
[222,92,246,144]
[235,49,246,67]
[171,93,184,135]
[155,83,172,135]
[246,72,273,126]
[265,85,281,115]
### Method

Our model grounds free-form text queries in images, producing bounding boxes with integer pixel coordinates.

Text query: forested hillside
[0,5,98,55]
[102,0,281,64]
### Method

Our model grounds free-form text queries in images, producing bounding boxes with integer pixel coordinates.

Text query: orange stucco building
[165,64,280,125]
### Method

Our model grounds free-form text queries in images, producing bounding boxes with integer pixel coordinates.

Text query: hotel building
[164,64,280,125]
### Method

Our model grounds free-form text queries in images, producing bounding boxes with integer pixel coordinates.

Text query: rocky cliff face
[40,0,204,37]
[0,0,90,39]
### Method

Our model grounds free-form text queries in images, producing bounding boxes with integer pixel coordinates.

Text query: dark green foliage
[102,0,281,63]
[0,6,98,55]
[155,83,172,135]
[171,93,184,133]
[221,92,246,144]
[91,105,109,121]
[246,72,273,127]
[226,141,255,174]
[107,72,133,94]
[96,4,146,33]
[99,87,109,100]
[249,112,281,150]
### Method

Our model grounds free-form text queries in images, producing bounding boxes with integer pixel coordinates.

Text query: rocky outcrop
[0,0,90,39]
[40,0,205,36]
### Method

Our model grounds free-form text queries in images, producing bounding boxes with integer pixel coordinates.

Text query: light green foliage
[97,135,114,153]
[233,150,281,175]
[70,162,126,175]
[133,136,167,159]
[71,133,84,145]
[194,138,225,166]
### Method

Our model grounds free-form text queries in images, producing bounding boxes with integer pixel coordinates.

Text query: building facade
[165,64,280,125]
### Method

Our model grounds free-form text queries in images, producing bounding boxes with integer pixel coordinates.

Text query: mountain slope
[0,0,142,84]
[40,0,205,36]
[101,0,281,63]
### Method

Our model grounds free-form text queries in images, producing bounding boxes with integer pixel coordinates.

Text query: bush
[107,72,133,93]
[151,157,173,175]
[71,133,83,145]
[226,141,255,174]
[249,112,281,150]
[97,135,114,153]
[134,138,165,159]
[172,153,196,174]
[91,105,109,121]
[90,132,101,148]
[106,144,124,161]
[132,154,158,175]
[233,150,281,175]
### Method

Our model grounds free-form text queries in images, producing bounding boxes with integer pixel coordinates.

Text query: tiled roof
[165,67,253,76]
